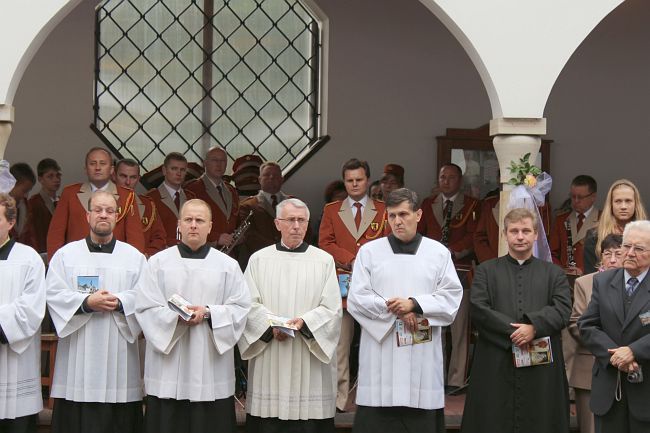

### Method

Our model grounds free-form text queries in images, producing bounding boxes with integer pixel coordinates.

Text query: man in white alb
[136,198,251,433]
[46,190,146,433]
[0,192,46,433]
[240,198,342,433]
[348,188,463,433]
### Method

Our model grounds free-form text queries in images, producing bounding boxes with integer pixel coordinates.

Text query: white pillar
[490,118,545,256]
[0,105,14,160]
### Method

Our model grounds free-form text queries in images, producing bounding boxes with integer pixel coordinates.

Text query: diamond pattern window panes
[95,0,322,173]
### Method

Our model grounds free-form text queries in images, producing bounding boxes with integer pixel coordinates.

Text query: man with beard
[46,190,147,433]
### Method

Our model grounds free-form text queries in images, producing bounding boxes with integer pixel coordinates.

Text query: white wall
[5,0,650,216]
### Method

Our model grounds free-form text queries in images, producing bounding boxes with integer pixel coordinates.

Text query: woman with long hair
[583,178,647,273]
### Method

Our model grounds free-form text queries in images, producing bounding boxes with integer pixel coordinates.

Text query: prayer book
[268,313,298,337]
[168,293,194,321]
[512,336,553,367]
[395,317,432,346]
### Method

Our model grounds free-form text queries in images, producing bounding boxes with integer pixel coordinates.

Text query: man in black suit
[579,220,650,433]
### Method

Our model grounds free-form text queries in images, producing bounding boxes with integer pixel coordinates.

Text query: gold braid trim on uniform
[364,213,387,240]
[449,199,478,229]
[141,202,156,233]
[116,191,135,225]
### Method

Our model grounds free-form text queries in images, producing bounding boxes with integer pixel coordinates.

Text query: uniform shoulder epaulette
[324,200,343,208]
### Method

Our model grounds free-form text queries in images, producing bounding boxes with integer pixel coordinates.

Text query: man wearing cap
[185,146,240,250]
[114,159,166,257]
[231,154,263,198]
[418,163,480,392]
[319,158,389,412]
[146,152,195,247]
[47,147,144,260]
[380,163,404,199]
[238,161,291,265]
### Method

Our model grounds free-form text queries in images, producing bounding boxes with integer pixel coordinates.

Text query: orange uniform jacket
[47,182,145,260]
[474,196,552,264]
[239,192,283,256]
[185,175,239,244]
[136,194,167,257]
[418,193,480,266]
[146,184,195,247]
[549,209,600,272]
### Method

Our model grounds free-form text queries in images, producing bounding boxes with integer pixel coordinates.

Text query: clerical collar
[178,242,211,259]
[85,235,116,254]
[506,254,534,265]
[0,237,15,260]
[276,241,308,253]
[387,233,422,255]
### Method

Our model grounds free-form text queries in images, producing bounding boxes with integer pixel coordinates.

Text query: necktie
[354,202,362,229]
[53,199,58,209]
[441,199,453,246]
[271,194,278,210]
[174,191,180,211]
[576,213,585,232]
[626,277,639,297]
[217,185,226,204]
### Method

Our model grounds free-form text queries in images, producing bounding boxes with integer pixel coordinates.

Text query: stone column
[0,105,14,160]
[490,118,546,256]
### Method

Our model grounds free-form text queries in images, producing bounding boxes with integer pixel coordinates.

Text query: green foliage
[507,153,542,186]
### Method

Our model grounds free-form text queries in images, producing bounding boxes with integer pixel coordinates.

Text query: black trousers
[353,405,445,433]
[51,398,143,433]
[0,415,37,433]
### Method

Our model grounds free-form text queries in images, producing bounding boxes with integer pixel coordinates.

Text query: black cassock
[461,255,572,433]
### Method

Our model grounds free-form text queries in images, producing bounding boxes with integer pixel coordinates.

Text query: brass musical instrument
[220,210,253,255]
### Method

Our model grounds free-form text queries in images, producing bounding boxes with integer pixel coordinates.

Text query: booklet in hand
[395,317,432,346]
[512,336,553,368]
[168,293,194,321]
[268,313,298,337]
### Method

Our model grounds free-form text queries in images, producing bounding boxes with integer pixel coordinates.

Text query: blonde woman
[583,179,647,273]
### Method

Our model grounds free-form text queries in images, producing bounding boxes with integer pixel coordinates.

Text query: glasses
[571,192,595,201]
[91,207,116,215]
[277,217,309,225]
[621,244,649,254]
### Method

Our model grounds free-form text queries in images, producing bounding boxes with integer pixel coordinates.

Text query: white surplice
[347,237,462,410]
[46,239,145,402]
[136,246,250,401]
[239,244,342,420]
[0,242,45,418]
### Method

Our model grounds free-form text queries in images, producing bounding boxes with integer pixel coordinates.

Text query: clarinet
[220,210,253,255]
[564,219,577,268]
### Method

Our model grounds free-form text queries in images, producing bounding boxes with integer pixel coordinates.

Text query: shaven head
[178,199,213,250]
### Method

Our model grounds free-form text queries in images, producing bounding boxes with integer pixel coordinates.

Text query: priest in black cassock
[461,208,571,433]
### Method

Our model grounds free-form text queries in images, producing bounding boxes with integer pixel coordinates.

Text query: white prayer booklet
[267,313,297,337]
[512,336,553,368]
[168,293,194,321]
[395,317,432,346]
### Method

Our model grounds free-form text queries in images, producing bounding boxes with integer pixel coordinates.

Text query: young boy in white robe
[136,198,251,433]
[240,198,342,433]
[46,191,146,433]
[348,188,463,433]
[0,193,46,433]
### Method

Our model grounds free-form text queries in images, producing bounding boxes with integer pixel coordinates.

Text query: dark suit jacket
[578,268,650,420]
[24,191,55,253]
[185,175,239,244]
[146,184,194,247]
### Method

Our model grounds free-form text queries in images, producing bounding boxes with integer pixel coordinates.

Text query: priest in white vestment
[136,198,251,433]
[0,193,46,433]
[240,198,342,433]
[46,191,146,433]
[348,188,463,433]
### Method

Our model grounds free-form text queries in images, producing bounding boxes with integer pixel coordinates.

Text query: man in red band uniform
[185,146,239,250]
[146,152,195,248]
[319,158,389,411]
[418,163,479,391]
[238,161,287,265]
[24,158,61,255]
[474,194,552,264]
[47,147,144,260]
[550,175,600,276]
[113,159,166,257]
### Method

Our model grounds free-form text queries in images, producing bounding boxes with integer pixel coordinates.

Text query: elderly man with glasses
[579,220,650,433]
